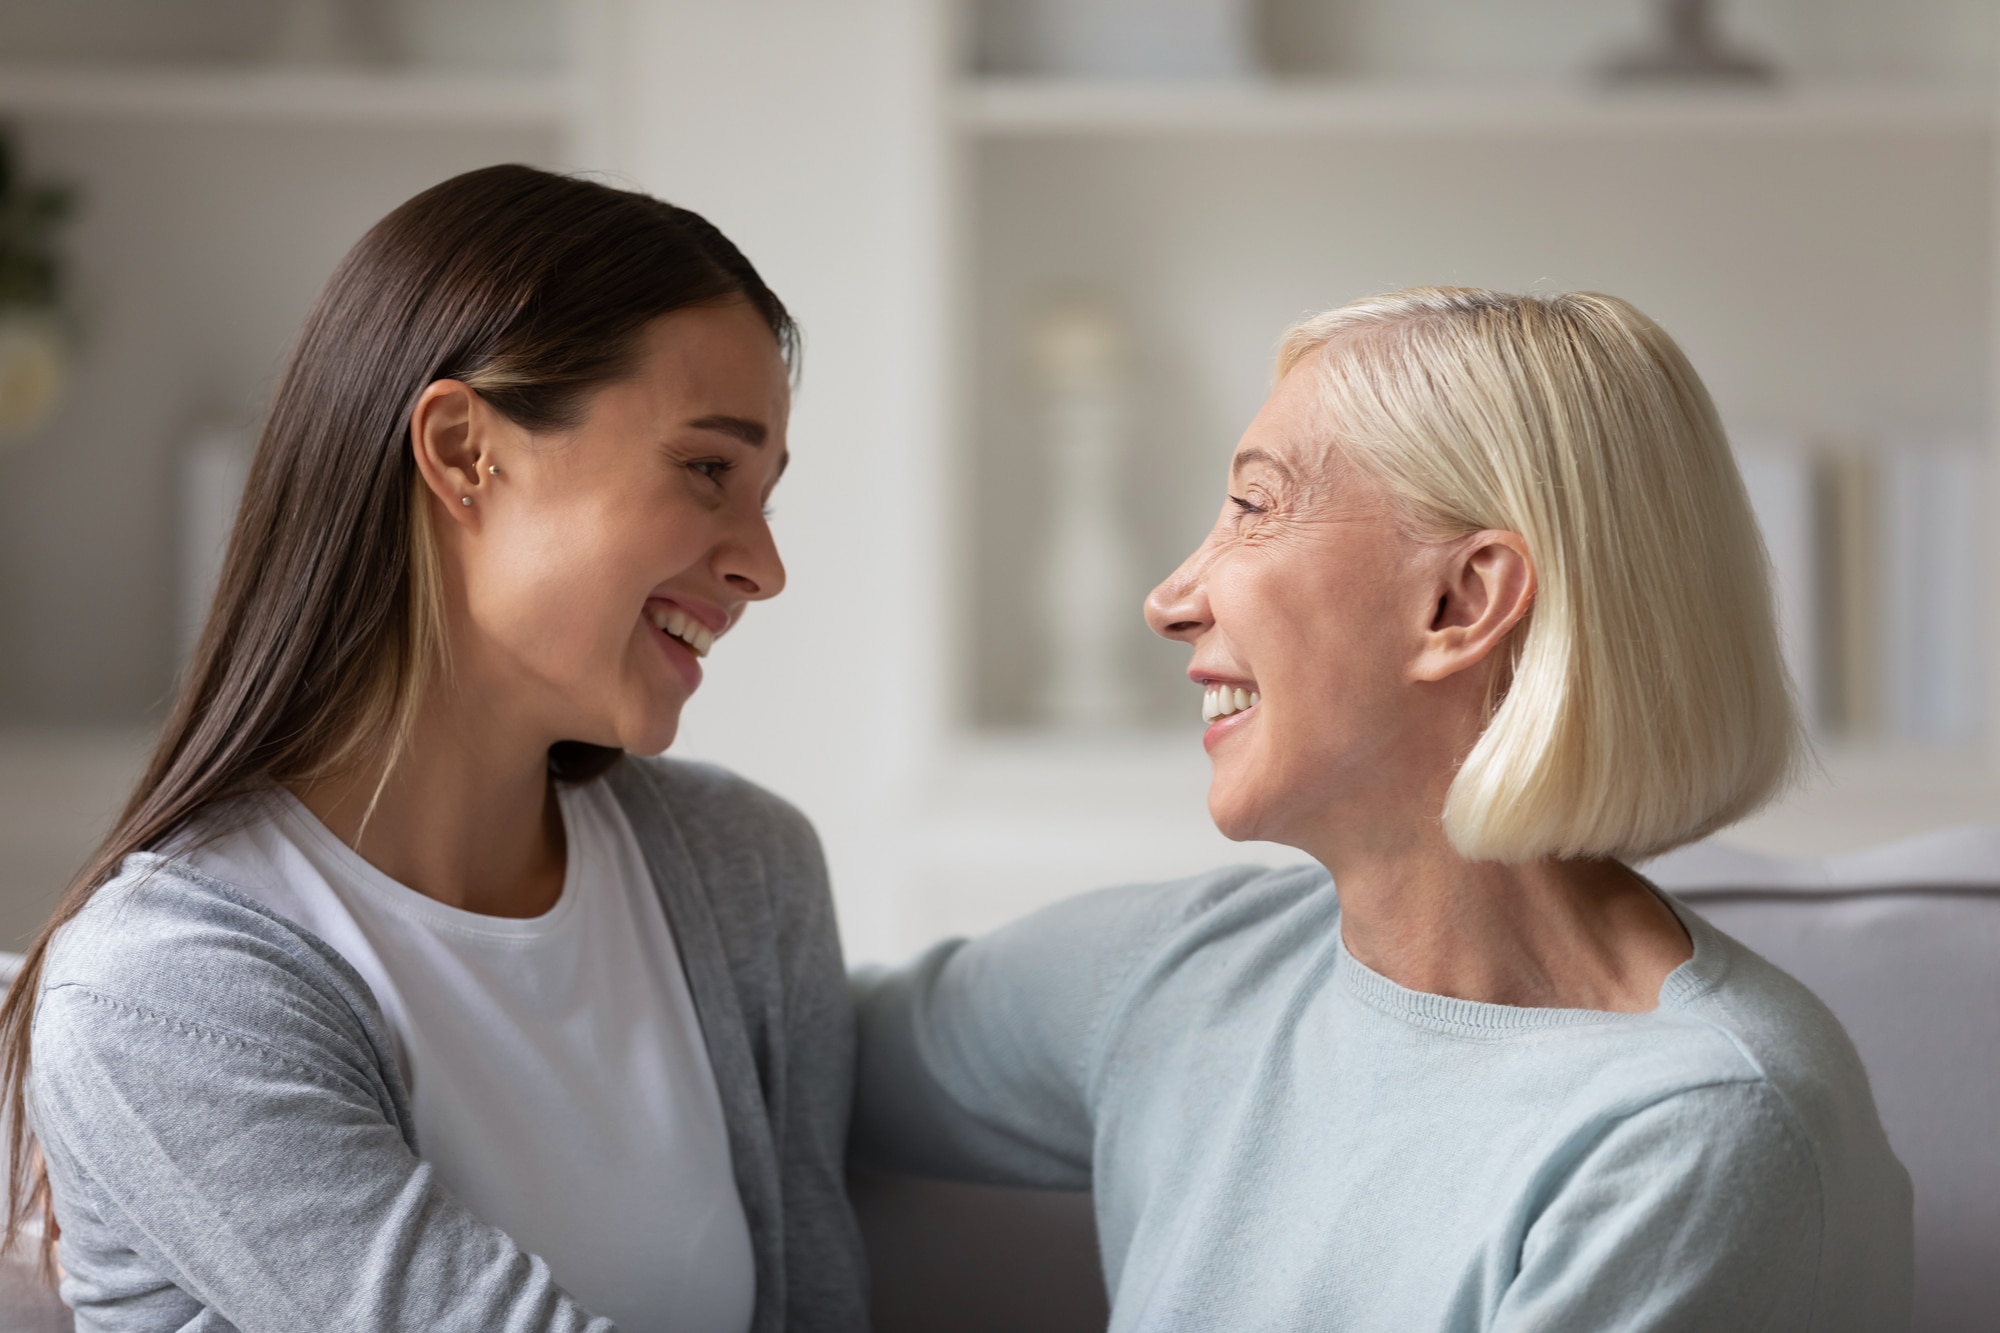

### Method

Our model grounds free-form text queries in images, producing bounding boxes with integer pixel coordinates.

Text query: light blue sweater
[851,864,1912,1332]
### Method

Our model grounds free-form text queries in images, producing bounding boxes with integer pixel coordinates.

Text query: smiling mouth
[1201,683,1260,722]
[649,605,715,658]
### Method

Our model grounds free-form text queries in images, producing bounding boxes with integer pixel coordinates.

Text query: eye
[688,457,733,483]
[1230,494,1266,516]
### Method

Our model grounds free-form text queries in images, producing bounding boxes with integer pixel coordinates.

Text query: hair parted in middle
[1277,287,1803,864]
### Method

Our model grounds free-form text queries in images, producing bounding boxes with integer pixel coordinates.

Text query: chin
[1206,782,1273,845]
[615,704,684,759]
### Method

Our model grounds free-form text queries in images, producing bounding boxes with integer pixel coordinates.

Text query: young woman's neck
[1314,812,1692,1015]
[292,681,568,919]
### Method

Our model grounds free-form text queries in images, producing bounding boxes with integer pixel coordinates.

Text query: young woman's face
[1143,364,1450,849]
[439,301,791,757]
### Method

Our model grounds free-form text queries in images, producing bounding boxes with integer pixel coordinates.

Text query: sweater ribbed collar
[1331,890,1726,1038]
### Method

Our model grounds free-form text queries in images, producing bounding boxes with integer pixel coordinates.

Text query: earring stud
[461,496,472,506]
[489,465,500,475]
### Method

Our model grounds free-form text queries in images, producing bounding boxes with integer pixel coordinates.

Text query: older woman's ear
[1409,531,1535,685]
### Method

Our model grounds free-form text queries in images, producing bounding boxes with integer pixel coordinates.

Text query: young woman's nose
[718,511,786,601]
[1145,549,1213,644]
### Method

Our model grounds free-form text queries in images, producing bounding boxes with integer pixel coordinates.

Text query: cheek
[1221,564,1362,696]
[468,490,684,671]
[1227,558,1407,755]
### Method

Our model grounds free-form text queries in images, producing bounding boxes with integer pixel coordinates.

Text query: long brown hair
[0,164,796,1261]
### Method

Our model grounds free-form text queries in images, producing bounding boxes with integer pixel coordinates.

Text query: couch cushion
[1647,829,2000,1333]
[850,1168,1104,1333]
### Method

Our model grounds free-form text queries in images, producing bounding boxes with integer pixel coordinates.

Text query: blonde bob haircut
[1277,287,1803,864]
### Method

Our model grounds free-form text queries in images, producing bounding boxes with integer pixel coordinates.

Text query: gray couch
[856,830,2000,1333]
[5,829,1996,1332]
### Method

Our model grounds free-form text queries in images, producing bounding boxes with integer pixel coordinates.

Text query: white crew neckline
[264,783,587,943]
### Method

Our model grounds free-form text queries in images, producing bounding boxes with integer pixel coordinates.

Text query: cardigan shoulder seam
[39,983,367,1096]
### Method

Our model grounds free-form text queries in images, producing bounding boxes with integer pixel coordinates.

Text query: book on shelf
[1734,430,1984,750]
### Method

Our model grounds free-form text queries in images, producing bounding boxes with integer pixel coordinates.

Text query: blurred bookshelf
[1,0,1997,963]
[0,40,565,806]
[0,1,580,952]
[933,1,2000,956]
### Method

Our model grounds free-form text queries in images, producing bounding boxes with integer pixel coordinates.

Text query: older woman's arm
[850,865,1272,1189]
[1495,1080,1904,1332]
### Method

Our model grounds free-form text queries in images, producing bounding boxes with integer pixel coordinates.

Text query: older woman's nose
[1146,556,1211,643]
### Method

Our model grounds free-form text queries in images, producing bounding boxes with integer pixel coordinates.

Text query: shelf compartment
[957,79,1995,138]
[0,66,569,128]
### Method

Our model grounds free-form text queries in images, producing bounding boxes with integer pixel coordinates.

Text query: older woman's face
[1144,365,1455,849]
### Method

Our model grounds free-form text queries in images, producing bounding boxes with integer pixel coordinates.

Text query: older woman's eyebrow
[687,414,768,446]
[1231,447,1296,479]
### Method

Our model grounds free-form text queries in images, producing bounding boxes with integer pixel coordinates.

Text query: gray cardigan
[27,756,869,1333]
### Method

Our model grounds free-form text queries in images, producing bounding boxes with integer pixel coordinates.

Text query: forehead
[1234,362,1336,476]
[626,303,791,411]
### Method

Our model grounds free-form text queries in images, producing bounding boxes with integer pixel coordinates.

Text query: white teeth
[1200,683,1260,722]
[650,606,713,658]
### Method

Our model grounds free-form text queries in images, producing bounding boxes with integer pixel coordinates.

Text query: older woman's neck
[1324,832,1692,1014]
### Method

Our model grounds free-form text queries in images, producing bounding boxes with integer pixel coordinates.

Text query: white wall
[571,0,955,959]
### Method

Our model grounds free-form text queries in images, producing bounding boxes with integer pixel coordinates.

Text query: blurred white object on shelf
[1883,440,1983,747]
[979,0,1260,79]
[0,316,64,444]
[1734,430,1984,749]
[1734,432,1819,730]
[178,426,253,665]
[1031,301,1139,730]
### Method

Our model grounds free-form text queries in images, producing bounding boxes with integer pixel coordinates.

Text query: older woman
[851,289,1912,1331]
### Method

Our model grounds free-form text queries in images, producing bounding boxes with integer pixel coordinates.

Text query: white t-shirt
[176,780,755,1333]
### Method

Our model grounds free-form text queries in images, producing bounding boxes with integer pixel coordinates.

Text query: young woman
[0,166,868,1332]
[852,289,1913,1331]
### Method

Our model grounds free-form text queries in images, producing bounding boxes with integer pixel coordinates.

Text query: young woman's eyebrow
[687,414,768,446]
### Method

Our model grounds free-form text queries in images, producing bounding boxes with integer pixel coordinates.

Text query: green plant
[0,128,75,313]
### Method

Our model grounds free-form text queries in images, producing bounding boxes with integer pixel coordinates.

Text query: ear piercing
[462,465,497,505]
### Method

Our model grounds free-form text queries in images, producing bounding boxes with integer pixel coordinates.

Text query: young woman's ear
[409,380,495,525]
[1410,531,1535,684]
